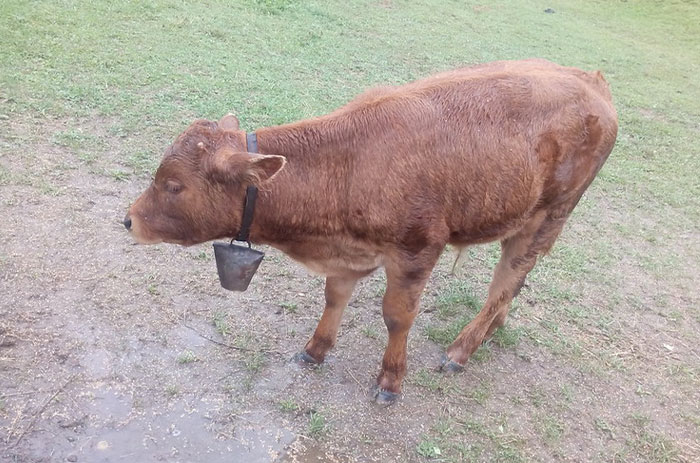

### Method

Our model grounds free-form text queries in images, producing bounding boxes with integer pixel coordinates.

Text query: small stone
[67,455,78,462]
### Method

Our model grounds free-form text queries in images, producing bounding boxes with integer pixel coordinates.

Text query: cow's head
[124,114,286,246]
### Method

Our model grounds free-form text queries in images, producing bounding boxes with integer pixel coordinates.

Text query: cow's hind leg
[294,275,360,365]
[441,209,567,370]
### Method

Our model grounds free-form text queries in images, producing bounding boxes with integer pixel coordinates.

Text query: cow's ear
[218,113,239,131]
[209,148,285,184]
[245,153,287,184]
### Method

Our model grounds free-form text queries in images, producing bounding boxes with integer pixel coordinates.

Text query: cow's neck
[256,117,348,164]
[247,117,353,246]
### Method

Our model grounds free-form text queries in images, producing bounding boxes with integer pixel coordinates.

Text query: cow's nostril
[123,217,132,231]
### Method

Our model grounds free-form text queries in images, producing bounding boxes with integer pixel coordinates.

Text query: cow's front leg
[373,251,439,405]
[294,275,359,365]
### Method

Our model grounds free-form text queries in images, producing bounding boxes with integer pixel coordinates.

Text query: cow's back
[336,59,617,245]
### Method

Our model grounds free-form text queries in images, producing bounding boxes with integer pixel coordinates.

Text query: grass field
[1,1,699,462]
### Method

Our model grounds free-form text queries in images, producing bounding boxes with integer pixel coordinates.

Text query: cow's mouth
[124,217,165,245]
[129,233,164,246]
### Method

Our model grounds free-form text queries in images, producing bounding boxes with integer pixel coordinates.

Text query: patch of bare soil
[1,117,698,462]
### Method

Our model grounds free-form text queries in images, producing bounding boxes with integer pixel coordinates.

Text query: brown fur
[126,59,618,401]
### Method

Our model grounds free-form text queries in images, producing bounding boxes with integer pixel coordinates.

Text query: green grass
[52,129,99,151]
[212,311,230,336]
[165,384,180,397]
[537,414,566,444]
[2,0,696,204]
[0,165,11,186]
[126,150,160,176]
[424,280,481,346]
[424,279,522,361]
[2,0,698,216]
[278,398,300,413]
[176,350,197,364]
[360,325,379,340]
[280,301,298,314]
[466,380,491,405]
[625,414,681,463]
[416,438,442,459]
[308,410,328,438]
[594,418,615,440]
[417,416,526,462]
[410,368,463,396]
[411,368,441,392]
[109,169,130,182]
[491,325,522,349]
[242,351,265,374]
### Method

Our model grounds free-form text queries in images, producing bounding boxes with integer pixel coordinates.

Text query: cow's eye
[165,180,183,194]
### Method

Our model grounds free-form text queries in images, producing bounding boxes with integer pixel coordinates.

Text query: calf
[125,59,617,405]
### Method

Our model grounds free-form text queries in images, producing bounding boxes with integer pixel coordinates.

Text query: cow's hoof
[370,385,399,406]
[292,351,320,366]
[439,353,464,374]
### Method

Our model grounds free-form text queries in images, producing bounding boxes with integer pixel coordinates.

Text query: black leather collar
[234,132,259,244]
[246,131,258,154]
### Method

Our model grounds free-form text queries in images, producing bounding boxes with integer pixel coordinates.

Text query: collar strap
[246,131,258,154]
[234,132,259,244]
[235,185,257,243]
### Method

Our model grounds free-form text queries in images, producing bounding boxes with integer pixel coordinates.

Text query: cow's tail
[451,246,469,275]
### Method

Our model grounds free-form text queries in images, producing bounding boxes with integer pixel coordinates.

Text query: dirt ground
[1,113,698,463]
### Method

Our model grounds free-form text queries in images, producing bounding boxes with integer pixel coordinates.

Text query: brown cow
[124,59,617,405]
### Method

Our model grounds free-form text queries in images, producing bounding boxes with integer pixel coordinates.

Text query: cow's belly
[447,210,535,246]
[274,237,384,277]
